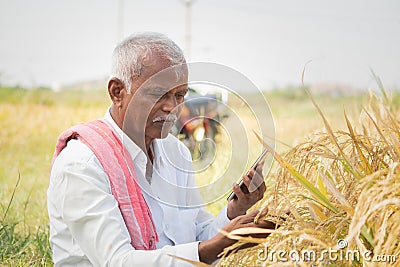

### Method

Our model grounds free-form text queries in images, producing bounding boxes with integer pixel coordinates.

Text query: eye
[176,93,187,102]
[176,89,188,100]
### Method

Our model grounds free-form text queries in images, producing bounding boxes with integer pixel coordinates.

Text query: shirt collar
[152,138,163,166]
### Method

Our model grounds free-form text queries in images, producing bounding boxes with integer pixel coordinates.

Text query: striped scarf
[51,119,158,250]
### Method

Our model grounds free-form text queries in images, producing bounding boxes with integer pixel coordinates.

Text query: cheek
[178,104,183,114]
[148,100,164,116]
[135,99,155,119]
[125,103,150,129]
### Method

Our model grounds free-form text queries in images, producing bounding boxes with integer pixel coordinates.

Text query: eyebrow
[147,87,188,95]
[147,87,169,94]
[177,88,188,94]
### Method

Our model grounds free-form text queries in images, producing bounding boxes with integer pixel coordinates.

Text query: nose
[161,93,178,113]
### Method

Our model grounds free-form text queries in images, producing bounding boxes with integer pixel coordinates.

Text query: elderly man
[47,32,270,266]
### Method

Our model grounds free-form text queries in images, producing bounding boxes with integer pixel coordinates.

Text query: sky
[0,0,399,91]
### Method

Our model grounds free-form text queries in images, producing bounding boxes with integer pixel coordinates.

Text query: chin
[149,128,171,140]
[160,132,169,139]
[160,126,173,138]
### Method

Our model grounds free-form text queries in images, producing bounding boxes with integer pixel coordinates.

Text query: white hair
[110,32,186,93]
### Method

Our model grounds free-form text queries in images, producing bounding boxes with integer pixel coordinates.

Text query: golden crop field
[1,86,398,266]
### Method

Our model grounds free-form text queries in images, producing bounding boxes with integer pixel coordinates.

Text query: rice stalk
[218,89,400,267]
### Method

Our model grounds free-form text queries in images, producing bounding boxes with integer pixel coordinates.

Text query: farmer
[47,32,271,266]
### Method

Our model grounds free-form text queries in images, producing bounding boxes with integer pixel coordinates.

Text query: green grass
[0,86,379,265]
[1,87,110,266]
[1,174,52,266]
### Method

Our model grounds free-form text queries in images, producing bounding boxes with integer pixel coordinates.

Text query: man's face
[122,56,188,145]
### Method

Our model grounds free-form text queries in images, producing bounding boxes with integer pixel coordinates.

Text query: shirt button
[149,240,153,247]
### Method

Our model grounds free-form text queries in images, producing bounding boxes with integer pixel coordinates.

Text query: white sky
[0,0,399,90]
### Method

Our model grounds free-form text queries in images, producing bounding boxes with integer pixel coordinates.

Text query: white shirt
[47,111,230,267]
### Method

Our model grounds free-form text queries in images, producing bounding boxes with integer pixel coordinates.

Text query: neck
[110,105,153,153]
[145,137,153,154]
[110,105,123,130]
[146,138,155,165]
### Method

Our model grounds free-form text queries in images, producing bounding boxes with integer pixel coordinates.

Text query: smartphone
[227,148,269,201]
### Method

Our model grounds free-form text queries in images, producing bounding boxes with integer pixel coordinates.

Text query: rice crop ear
[253,130,339,213]
[363,108,399,160]
[222,83,400,266]
[316,173,328,200]
[344,110,373,175]
[307,201,327,221]
[383,104,400,133]
[345,163,400,254]
[389,133,400,157]
[318,170,354,216]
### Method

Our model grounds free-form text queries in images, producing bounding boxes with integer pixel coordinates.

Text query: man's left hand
[227,163,266,220]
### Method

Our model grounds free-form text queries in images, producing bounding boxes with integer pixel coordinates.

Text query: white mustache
[152,114,177,123]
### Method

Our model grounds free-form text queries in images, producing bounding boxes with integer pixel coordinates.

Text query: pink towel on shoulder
[51,119,158,250]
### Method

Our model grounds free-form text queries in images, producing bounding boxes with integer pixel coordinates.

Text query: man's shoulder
[52,139,99,169]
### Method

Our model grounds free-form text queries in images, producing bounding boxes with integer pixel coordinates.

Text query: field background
[0,85,388,265]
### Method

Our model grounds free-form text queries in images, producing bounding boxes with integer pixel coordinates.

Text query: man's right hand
[198,210,277,264]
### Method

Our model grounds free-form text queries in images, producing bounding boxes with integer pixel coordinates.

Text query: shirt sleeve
[49,144,200,267]
[182,164,231,242]
[178,143,231,242]
[195,205,231,242]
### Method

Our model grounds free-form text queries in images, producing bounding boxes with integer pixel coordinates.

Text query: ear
[108,78,126,107]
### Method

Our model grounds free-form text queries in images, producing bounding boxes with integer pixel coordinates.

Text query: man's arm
[198,210,274,264]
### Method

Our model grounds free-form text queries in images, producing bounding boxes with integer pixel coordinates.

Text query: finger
[249,164,266,197]
[246,168,255,178]
[255,164,264,178]
[256,161,265,171]
[239,210,259,223]
[260,207,268,217]
[248,220,277,230]
[248,171,264,193]
[232,182,246,200]
[254,207,268,224]
[242,175,251,188]
[247,210,259,217]
[257,179,266,194]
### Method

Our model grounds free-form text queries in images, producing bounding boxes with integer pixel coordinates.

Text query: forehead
[140,62,188,91]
